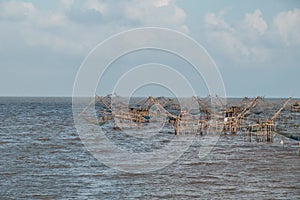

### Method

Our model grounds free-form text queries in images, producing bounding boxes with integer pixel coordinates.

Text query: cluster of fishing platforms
[79,95,300,143]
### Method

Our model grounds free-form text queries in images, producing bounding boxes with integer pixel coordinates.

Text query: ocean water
[0,97,300,199]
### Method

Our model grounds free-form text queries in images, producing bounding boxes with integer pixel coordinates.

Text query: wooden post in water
[298,142,300,156]
[185,120,188,134]
[130,118,132,128]
[200,122,204,135]
[233,119,237,135]
[174,118,179,135]
[250,126,252,142]
[113,118,117,129]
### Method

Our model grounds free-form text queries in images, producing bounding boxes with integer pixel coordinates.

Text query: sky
[0,0,299,97]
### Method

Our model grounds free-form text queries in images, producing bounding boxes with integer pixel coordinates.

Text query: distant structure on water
[78,94,300,152]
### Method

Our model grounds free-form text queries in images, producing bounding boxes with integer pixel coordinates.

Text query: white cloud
[0,1,36,20]
[205,12,232,31]
[204,9,270,64]
[0,1,83,55]
[244,9,268,35]
[124,0,188,32]
[0,0,189,56]
[61,0,74,10]
[153,0,171,8]
[85,0,108,15]
[37,13,67,28]
[0,1,67,28]
[205,13,220,26]
[212,31,249,56]
[274,8,300,46]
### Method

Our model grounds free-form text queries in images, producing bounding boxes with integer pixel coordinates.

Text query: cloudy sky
[0,0,299,97]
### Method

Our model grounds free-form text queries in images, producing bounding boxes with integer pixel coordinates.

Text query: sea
[0,97,299,199]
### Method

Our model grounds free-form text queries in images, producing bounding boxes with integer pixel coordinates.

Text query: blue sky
[0,0,299,97]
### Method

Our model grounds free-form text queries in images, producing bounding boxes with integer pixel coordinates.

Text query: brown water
[1,97,299,199]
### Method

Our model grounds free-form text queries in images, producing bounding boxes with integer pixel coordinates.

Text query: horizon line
[0,95,298,99]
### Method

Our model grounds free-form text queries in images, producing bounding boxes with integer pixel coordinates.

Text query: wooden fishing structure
[291,101,300,112]
[78,95,300,149]
[244,97,293,142]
